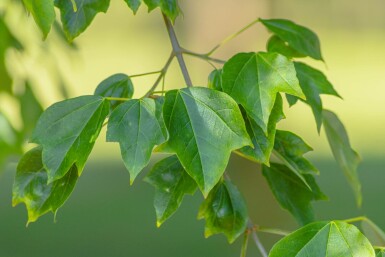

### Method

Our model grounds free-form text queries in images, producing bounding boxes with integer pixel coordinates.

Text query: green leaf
[198,180,248,243]
[161,87,251,196]
[31,95,109,183]
[260,18,323,61]
[143,0,180,22]
[239,93,284,164]
[145,155,197,227]
[107,98,167,183]
[12,147,78,224]
[221,52,304,133]
[323,110,362,207]
[55,0,111,41]
[22,0,56,38]
[262,163,324,225]
[267,35,306,58]
[124,0,142,13]
[287,62,341,132]
[376,249,385,257]
[94,73,134,110]
[361,218,385,246]
[207,69,223,91]
[269,221,375,257]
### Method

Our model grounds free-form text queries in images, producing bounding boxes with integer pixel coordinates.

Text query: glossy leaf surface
[198,180,248,243]
[260,18,323,60]
[31,95,109,183]
[267,35,305,58]
[107,98,167,183]
[145,155,197,226]
[12,147,78,223]
[323,110,362,206]
[162,87,251,196]
[143,0,180,22]
[269,221,375,257]
[222,52,304,132]
[124,0,142,13]
[55,0,110,41]
[22,0,55,38]
[207,69,223,91]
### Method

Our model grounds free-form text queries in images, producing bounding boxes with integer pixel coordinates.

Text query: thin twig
[343,216,367,224]
[248,220,268,257]
[256,226,291,237]
[240,229,250,257]
[182,48,226,64]
[144,53,174,97]
[130,70,162,78]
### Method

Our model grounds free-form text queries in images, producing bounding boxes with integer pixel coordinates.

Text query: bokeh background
[1,0,385,256]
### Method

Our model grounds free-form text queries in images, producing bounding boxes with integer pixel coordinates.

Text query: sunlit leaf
[124,0,142,13]
[145,155,197,226]
[207,69,223,91]
[143,0,180,22]
[22,0,55,38]
[198,179,248,243]
[267,35,305,58]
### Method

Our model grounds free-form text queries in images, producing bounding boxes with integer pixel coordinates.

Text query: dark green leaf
[107,98,167,183]
[22,0,56,38]
[260,18,323,61]
[145,155,197,226]
[269,221,375,257]
[198,180,248,243]
[267,35,306,58]
[143,0,180,22]
[20,82,44,138]
[161,87,251,196]
[361,218,385,246]
[94,73,134,110]
[376,249,385,257]
[323,110,362,206]
[124,0,142,13]
[239,93,284,164]
[55,0,110,41]
[31,95,109,183]
[207,69,223,91]
[12,147,78,224]
[222,52,304,133]
[262,163,324,225]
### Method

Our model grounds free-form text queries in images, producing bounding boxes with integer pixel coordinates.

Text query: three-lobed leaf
[161,87,251,196]
[145,155,197,226]
[269,221,375,257]
[12,147,78,223]
[107,98,167,183]
[31,95,109,183]
[22,0,56,38]
[198,180,248,244]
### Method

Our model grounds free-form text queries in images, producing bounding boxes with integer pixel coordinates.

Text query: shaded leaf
[22,0,55,38]
[55,0,110,41]
[12,147,78,224]
[198,180,248,243]
[222,52,304,133]
[143,0,180,22]
[145,155,197,226]
[162,87,251,196]
[361,218,385,246]
[269,221,375,257]
[376,249,385,257]
[107,98,167,183]
[124,0,142,13]
[207,69,223,91]
[31,95,109,183]
[323,110,362,206]
[260,18,323,61]
[267,35,306,58]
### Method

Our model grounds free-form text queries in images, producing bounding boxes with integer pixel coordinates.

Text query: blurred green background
[0,0,385,256]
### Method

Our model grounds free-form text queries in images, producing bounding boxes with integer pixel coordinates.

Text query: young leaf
[31,95,109,183]
[207,69,223,91]
[287,62,341,132]
[145,155,197,227]
[20,82,44,138]
[94,73,134,110]
[361,218,385,246]
[22,0,56,38]
[198,180,248,244]
[262,163,324,225]
[260,18,323,61]
[124,0,142,14]
[239,94,284,164]
[143,0,180,22]
[323,110,362,207]
[221,52,304,133]
[162,87,251,196]
[12,147,78,224]
[269,221,375,257]
[106,98,167,184]
[55,0,111,41]
[267,35,306,58]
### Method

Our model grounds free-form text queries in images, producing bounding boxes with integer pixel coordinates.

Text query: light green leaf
[376,249,385,257]
[198,180,248,244]
[260,18,323,61]
[145,155,197,227]
[94,73,134,110]
[361,218,385,246]
[124,0,141,13]
[323,110,362,206]
[143,0,180,22]
[207,69,223,91]
[267,35,306,58]
[262,163,325,225]
[222,52,304,133]
[22,0,55,38]
[20,82,44,138]
[12,147,78,224]
[31,95,109,183]
[55,0,110,41]
[239,94,284,164]
[162,87,251,196]
[107,98,167,183]
[269,221,375,257]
